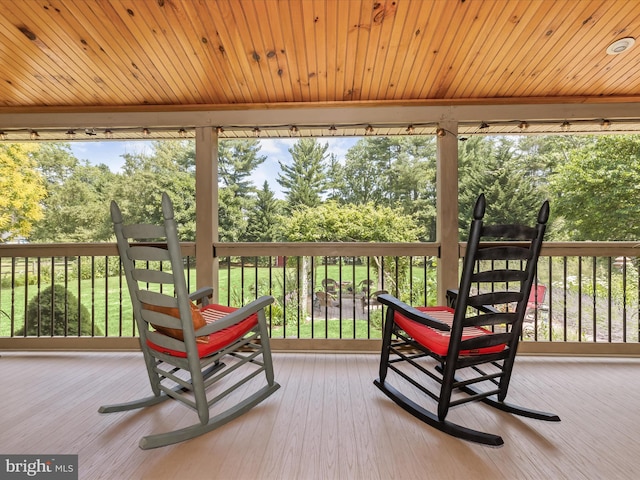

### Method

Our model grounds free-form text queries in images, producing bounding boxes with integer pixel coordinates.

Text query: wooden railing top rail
[539,242,640,257]
[213,242,441,257]
[0,242,195,257]
[1,241,639,258]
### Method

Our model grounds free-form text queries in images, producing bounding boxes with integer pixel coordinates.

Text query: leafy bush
[16,284,102,336]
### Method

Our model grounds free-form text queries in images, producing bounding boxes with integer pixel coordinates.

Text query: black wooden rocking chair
[374,194,559,446]
[100,193,280,449]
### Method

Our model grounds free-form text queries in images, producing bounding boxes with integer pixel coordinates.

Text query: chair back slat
[140,310,183,330]
[464,312,518,327]
[137,290,178,309]
[128,245,171,262]
[471,269,527,283]
[475,245,531,261]
[122,223,167,239]
[467,291,522,309]
[132,269,175,285]
[481,224,536,239]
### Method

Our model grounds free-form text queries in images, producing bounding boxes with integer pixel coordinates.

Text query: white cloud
[325,137,358,162]
[258,138,297,155]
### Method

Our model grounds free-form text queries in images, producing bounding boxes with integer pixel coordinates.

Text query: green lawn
[270,319,383,339]
[1,263,395,338]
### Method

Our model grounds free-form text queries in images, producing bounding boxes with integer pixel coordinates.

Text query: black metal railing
[1,242,639,349]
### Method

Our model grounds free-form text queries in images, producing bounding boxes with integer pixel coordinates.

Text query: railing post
[195,126,219,302]
[436,120,460,305]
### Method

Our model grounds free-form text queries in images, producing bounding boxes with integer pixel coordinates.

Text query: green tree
[458,137,544,238]
[112,146,196,240]
[279,201,421,302]
[277,138,329,209]
[279,201,419,242]
[217,139,267,241]
[219,139,266,195]
[332,139,389,205]
[330,136,437,240]
[30,143,117,242]
[218,185,248,242]
[517,134,592,184]
[549,135,640,240]
[33,142,78,184]
[0,144,46,242]
[245,181,283,241]
[153,139,196,171]
[387,137,437,241]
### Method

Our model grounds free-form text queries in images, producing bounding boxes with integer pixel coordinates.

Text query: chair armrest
[446,289,458,308]
[189,287,214,306]
[376,293,450,331]
[195,296,275,336]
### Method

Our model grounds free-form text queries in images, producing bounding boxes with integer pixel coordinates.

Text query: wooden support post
[436,121,460,305]
[195,127,219,302]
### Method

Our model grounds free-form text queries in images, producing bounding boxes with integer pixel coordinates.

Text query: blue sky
[70,137,358,198]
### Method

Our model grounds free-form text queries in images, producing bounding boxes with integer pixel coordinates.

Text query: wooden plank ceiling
[0,0,639,139]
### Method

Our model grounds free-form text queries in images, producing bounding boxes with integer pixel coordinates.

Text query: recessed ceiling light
[606,37,635,55]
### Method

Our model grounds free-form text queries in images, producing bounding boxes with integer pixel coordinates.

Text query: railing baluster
[267,256,273,337]
[295,256,301,339]
[592,257,597,342]
[577,256,582,341]
[91,256,96,336]
[77,257,84,336]
[103,255,108,338]
[338,256,343,339]
[351,257,357,339]
[282,256,287,339]
[117,256,124,336]
[607,257,613,342]
[621,257,627,343]
[64,262,69,336]
[50,257,55,338]
[562,256,567,342]
[547,257,553,342]
[11,257,17,336]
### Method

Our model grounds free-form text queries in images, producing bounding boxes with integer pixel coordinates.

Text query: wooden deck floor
[2,351,639,479]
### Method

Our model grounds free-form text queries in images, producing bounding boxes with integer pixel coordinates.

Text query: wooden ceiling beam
[1,101,640,130]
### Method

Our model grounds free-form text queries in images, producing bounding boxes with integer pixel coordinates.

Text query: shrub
[16,284,102,336]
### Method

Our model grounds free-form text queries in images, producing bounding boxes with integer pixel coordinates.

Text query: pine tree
[277,138,329,209]
[245,182,283,241]
[218,139,267,196]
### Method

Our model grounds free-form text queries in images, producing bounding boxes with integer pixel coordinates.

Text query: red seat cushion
[147,304,258,358]
[394,306,505,356]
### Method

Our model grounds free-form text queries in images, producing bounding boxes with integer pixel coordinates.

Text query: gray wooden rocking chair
[99,193,280,449]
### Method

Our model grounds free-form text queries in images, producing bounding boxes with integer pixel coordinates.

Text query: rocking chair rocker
[100,193,280,449]
[374,194,559,446]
